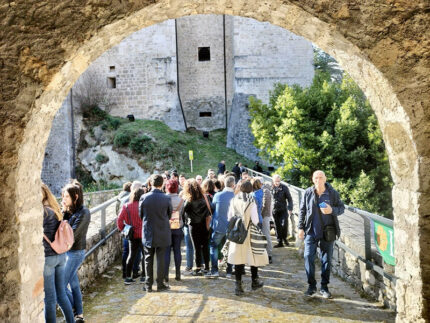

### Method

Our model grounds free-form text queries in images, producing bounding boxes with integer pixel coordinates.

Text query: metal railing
[84,192,126,259]
[245,167,396,283]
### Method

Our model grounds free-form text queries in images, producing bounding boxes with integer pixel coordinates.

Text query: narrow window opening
[198,47,210,61]
[109,66,115,71]
[199,112,212,117]
[107,77,116,89]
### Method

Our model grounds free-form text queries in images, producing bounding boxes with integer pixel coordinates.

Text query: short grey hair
[272,174,281,181]
[224,176,235,188]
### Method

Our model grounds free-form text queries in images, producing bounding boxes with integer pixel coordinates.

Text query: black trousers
[235,265,258,281]
[144,246,166,287]
[126,238,145,278]
[189,222,209,270]
[273,209,288,243]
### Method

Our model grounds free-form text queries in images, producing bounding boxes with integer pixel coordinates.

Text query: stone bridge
[61,187,397,322]
[0,1,429,322]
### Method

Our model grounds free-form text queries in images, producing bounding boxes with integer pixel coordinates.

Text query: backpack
[226,200,252,244]
[44,210,75,254]
[226,215,249,244]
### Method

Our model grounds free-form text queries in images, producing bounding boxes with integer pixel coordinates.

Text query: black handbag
[317,206,336,242]
[227,215,250,244]
[121,206,134,240]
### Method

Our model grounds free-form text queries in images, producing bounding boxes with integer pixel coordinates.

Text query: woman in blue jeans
[62,181,91,323]
[42,183,74,323]
[164,179,184,282]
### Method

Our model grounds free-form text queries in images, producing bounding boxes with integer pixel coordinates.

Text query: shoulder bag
[226,202,252,244]
[121,205,134,240]
[317,206,336,242]
[170,199,184,229]
[203,194,212,231]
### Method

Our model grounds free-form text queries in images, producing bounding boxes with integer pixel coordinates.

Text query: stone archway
[0,1,428,322]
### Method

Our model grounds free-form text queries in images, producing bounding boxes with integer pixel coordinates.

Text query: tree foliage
[248,71,393,218]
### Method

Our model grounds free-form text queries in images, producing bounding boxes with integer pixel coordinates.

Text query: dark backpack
[226,215,249,244]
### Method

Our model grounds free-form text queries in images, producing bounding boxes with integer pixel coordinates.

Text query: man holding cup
[298,170,344,298]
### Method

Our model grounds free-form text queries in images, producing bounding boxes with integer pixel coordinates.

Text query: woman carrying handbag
[227,180,269,296]
[164,179,185,282]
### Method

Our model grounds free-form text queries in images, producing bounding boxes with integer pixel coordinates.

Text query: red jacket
[117,201,142,239]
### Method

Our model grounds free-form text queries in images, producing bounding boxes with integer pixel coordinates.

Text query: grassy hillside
[77,106,255,189]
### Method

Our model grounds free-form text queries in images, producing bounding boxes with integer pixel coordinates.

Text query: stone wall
[74,20,186,132]
[177,15,231,131]
[41,92,74,196]
[226,93,260,161]
[78,203,122,290]
[226,17,314,161]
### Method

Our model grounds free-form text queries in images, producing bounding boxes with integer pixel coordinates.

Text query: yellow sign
[189,150,194,160]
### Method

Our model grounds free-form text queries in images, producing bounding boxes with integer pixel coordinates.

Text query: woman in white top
[227,180,268,296]
[164,179,184,282]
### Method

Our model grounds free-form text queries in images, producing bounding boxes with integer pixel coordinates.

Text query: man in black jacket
[298,170,344,299]
[217,160,226,175]
[271,174,293,247]
[232,162,241,182]
[139,174,172,292]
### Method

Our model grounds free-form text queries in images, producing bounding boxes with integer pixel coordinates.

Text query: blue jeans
[209,231,226,273]
[304,234,334,290]
[164,229,184,278]
[183,225,194,269]
[64,249,85,315]
[44,253,74,323]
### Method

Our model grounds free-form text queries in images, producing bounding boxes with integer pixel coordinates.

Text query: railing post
[363,216,372,270]
[100,208,106,240]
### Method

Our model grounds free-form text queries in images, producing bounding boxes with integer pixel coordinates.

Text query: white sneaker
[205,271,219,278]
[226,273,232,279]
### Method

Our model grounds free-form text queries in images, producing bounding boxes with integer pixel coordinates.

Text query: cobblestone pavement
[80,237,395,323]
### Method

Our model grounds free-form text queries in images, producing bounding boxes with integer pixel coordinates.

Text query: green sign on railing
[373,220,395,266]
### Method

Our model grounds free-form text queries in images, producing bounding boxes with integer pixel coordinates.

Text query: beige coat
[227,194,269,267]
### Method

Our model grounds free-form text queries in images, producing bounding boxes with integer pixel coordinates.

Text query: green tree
[248,72,393,218]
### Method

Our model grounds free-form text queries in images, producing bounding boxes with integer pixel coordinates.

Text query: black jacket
[182,198,211,225]
[43,207,60,257]
[232,165,241,181]
[218,162,226,174]
[139,189,172,248]
[271,183,293,212]
[65,206,91,251]
[298,183,345,238]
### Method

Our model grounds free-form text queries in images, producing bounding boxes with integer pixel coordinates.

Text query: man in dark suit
[217,160,226,175]
[139,174,172,292]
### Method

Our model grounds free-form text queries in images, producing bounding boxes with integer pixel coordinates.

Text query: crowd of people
[42,160,344,322]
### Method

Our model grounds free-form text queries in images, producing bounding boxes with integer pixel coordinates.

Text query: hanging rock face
[0,1,429,322]
[79,145,150,185]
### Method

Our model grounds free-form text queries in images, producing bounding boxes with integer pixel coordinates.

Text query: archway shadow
[78,235,395,322]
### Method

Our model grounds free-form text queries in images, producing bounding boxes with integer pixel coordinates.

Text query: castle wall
[75,20,186,132]
[41,93,74,196]
[176,15,231,131]
[42,15,315,193]
[227,17,314,160]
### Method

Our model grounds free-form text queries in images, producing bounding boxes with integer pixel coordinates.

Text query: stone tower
[42,15,314,193]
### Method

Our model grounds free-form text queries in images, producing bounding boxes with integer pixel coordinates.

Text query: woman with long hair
[62,181,91,323]
[181,179,211,275]
[42,183,75,323]
[164,179,184,282]
[201,179,216,201]
[117,187,146,285]
[228,180,268,296]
